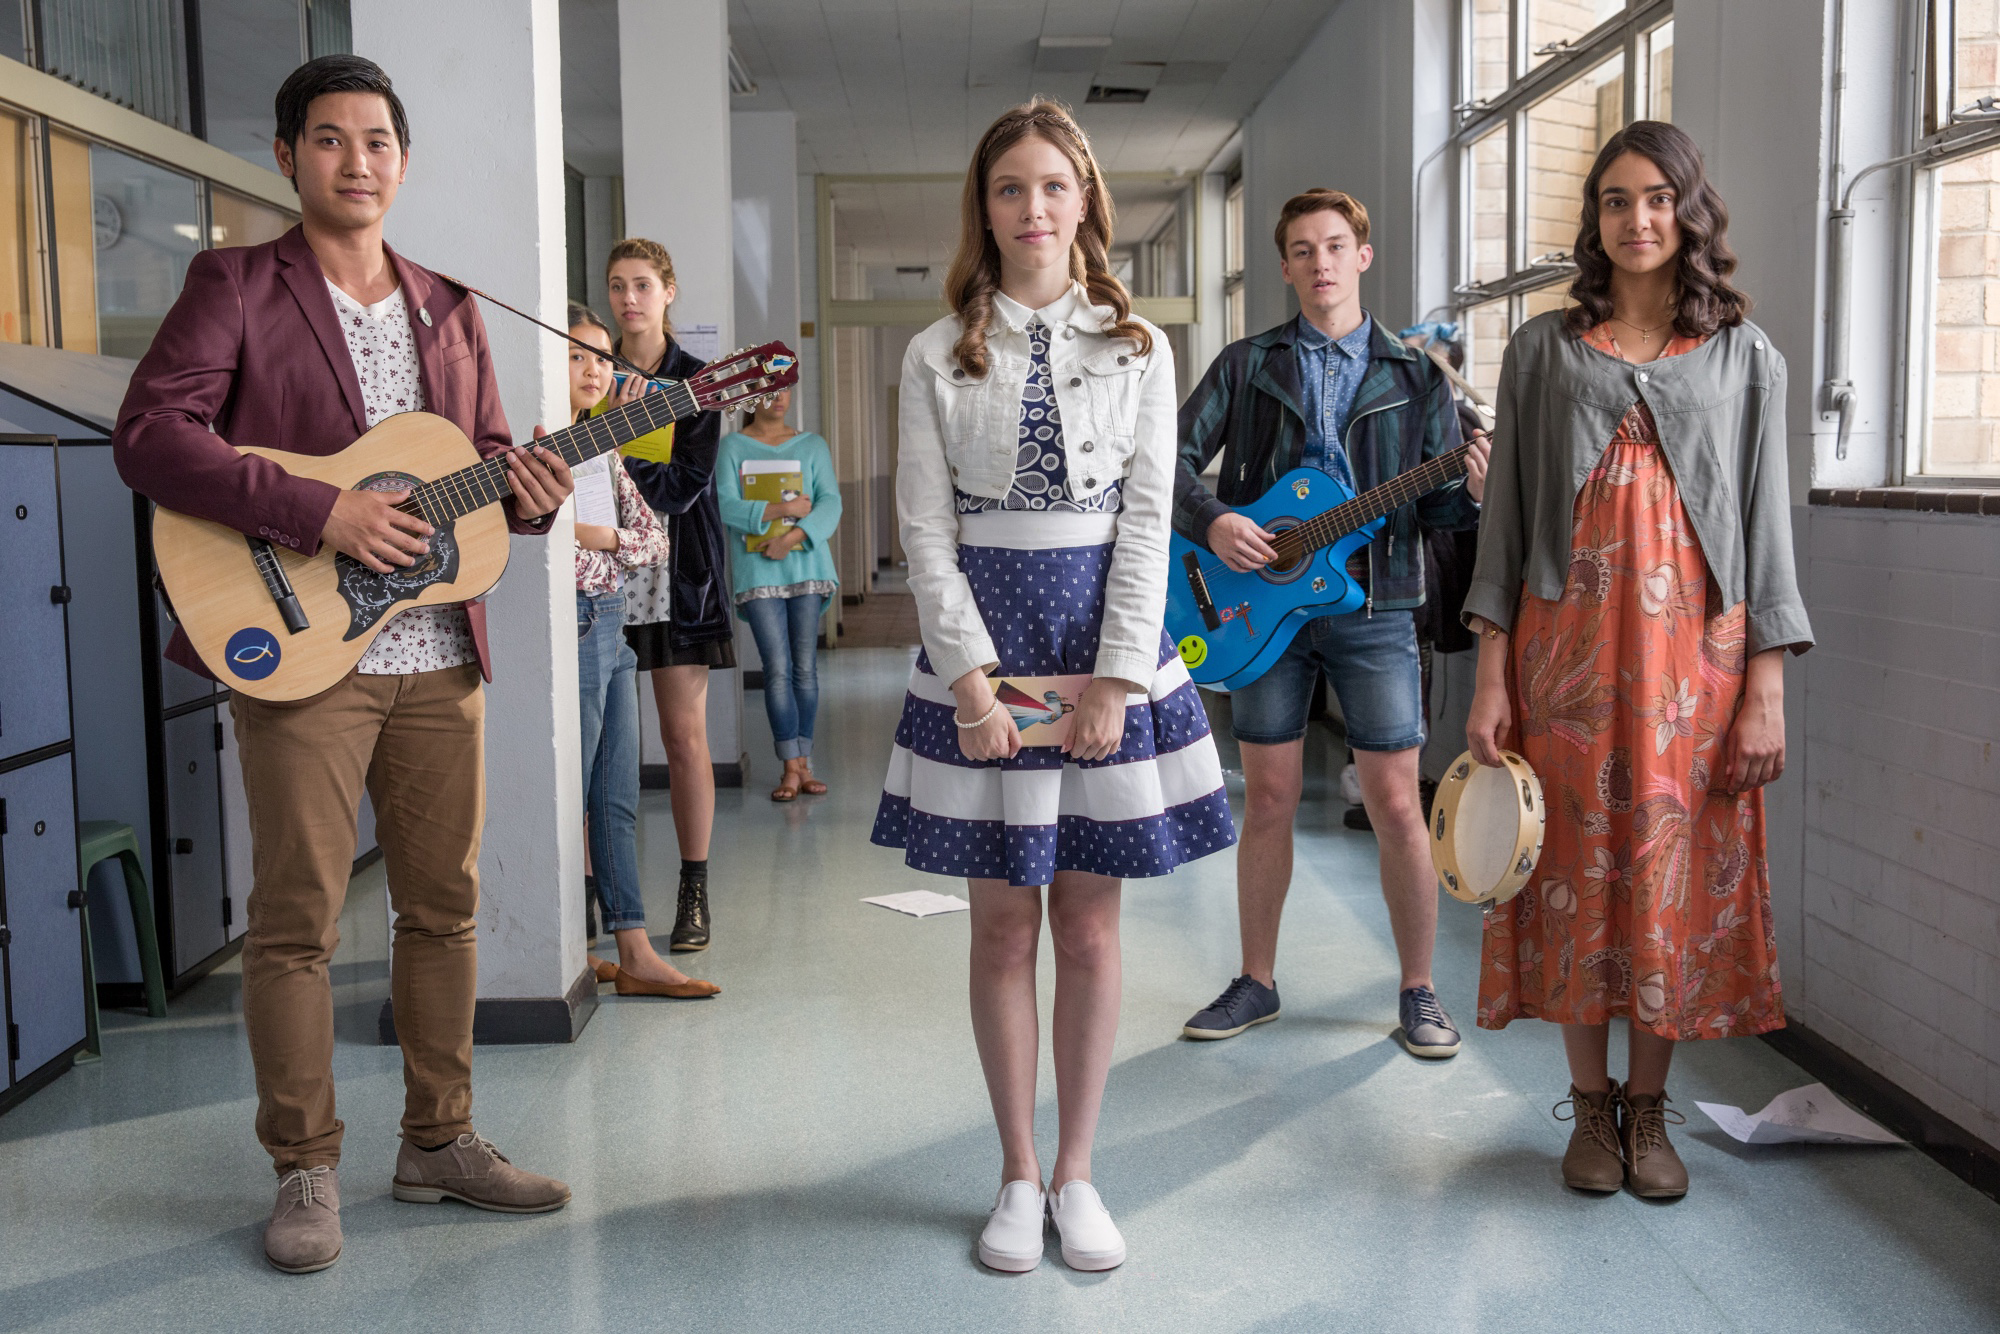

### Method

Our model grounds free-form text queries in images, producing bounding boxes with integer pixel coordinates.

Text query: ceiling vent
[1086,86,1149,104]
[1035,35,1111,73]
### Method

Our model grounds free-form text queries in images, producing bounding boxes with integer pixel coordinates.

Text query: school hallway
[2,647,1995,1334]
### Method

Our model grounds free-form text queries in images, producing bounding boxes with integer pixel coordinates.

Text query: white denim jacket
[896,283,1178,690]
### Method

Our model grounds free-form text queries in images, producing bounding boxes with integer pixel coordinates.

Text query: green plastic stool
[75,821,169,1060]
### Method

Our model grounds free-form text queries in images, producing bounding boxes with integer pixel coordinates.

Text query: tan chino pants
[231,664,485,1174]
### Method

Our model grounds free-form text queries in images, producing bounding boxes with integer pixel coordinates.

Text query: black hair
[567,302,612,339]
[274,55,411,186]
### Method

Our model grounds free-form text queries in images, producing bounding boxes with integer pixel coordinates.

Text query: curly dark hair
[1564,120,1749,339]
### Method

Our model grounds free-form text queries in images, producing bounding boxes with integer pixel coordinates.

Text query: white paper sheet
[572,455,617,527]
[862,890,970,918]
[678,323,721,365]
[1694,1083,1903,1146]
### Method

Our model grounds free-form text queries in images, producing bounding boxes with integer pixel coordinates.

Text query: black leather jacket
[618,336,732,647]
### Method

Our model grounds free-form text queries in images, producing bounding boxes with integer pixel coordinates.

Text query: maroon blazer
[114,225,548,683]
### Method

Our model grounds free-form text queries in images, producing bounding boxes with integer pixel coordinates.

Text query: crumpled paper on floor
[1695,1083,1903,1146]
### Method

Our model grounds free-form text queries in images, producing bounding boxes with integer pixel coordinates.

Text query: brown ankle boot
[1622,1089,1689,1198]
[1555,1082,1626,1192]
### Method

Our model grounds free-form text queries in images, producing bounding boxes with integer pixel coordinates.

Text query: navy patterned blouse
[956,318,1122,515]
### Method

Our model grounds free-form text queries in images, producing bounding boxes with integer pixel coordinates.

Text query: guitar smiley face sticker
[225,626,282,681]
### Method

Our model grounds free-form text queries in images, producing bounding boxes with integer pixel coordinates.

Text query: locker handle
[0,926,10,947]
[49,584,71,605]
[174,838,194,854]
[67,889,85,909]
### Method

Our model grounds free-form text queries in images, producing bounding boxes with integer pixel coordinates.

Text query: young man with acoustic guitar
[1173,190,1490,1057]
[114,56,575,1274]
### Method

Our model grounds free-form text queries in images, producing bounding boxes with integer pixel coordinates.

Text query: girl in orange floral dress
[1462,122,1813,1200]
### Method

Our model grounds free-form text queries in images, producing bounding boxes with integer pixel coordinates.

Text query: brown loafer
[392,1132,570,1213]
[1622,1089,1690,1198]
[265,1165,342,1274]
[590,957,620,984]
[614,971,720,998]
[1555,1082,1626,1192]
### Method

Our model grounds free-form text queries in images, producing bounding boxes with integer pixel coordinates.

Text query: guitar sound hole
[1257,518,1311,585]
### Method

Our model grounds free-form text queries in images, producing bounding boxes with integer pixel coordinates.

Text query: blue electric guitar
[1166,443,1472,690]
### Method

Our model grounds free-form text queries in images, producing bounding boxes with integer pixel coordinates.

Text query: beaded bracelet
[954,698,1001,730]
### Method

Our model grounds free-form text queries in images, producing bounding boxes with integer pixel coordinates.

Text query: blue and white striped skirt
[872,512,1237,888]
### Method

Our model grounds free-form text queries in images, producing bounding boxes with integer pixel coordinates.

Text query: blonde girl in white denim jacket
[871,100,1235,1275]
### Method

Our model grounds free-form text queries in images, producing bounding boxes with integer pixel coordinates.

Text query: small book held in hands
[992,674,1094,747]
[740,458,803,552]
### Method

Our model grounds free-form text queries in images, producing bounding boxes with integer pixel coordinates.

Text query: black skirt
[625,622,738,671]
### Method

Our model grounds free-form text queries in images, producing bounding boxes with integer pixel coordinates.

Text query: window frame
[1221,167,1245,343]
[1451,1,1673,339]
[1904,0,2000,484]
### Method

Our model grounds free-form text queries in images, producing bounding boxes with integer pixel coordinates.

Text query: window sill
[1809,486,2000,515]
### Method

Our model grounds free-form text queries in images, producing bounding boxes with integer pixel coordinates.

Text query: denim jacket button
[1117,355,1129,366]
[1081,440,1094,452]
[952,369,965,379]
[1069,376,1082,387]
[1083,478,1097,489]
[1062,326,1076,340]
[1638,372,1649,384]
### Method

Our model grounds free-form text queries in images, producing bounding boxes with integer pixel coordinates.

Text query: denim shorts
[1226,609,1423,751]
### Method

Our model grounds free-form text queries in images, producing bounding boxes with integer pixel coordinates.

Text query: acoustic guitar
[1165,445,1471,691]
[152,342,798,701]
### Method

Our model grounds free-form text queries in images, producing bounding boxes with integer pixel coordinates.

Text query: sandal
[771,773,802,802]
[799,768,828,796]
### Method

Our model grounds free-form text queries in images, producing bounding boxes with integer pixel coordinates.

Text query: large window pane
[1646,20,1675,120]
[1470,0,1512,104]
[1522,284,1570,325]
[0,110,45,347]
[1951,0,2000,119]
[1469,124,1510,283]
[47,133,96,353]
[1528,0,1626,70]
[84,142,202,359]
[210,187,295,249]
[201,0,305,169]
[1926,145,2000,477]
[1526,55,1625,265]
[1466,298,1510,403]
[38,0,192,132]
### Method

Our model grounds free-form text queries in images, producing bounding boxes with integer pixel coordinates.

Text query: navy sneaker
[1182,975,1281,1040]
[1396,985,1461,1059]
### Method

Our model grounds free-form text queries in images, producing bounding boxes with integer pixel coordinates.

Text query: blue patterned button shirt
[1293,310,1372,491]
[956,317,1121,515]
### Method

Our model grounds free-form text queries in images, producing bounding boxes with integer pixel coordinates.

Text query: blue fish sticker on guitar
[225,627,282,680]
[1165,449,1471,691]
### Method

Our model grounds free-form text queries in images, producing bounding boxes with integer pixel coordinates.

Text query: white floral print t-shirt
[330,279,479,676]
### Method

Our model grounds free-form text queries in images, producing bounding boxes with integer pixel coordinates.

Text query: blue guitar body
[1166,468,1383,691]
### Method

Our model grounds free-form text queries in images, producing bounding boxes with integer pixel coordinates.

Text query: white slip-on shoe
[1047,1180,1126,1271]
[977,1180,1047,1273]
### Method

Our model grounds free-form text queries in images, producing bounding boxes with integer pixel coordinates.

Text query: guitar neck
[405,379,703,524]
[1284,443,1472,555]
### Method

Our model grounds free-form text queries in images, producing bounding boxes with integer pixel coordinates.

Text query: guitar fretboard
[1268,443,1473,562]
[406,378,703,524]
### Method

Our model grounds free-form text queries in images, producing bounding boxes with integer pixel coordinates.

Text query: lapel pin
[419,307,432,327]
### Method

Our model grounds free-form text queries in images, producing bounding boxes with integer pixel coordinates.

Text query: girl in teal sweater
[716,388,843,800]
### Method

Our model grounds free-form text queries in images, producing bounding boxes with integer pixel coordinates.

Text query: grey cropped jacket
[1462,312,1813,657]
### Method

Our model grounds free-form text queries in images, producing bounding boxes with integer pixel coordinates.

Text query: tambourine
[1430,749,1546,907]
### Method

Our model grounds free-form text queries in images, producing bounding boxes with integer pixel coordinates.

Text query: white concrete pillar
[620,0,745,782]
[352,0,591,1040]
[728,109,800,672]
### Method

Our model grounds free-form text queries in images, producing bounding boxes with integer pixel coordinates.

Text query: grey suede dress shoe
[265,1165,342,1274]
[392,1132,571,1213]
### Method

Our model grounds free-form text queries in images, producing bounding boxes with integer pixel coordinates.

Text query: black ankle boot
[670,872,711,952]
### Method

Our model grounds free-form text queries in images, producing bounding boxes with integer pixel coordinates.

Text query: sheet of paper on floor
[862,890,970,918]
[1695,1083,1904,1145]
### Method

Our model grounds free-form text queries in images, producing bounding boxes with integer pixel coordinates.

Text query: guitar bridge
[1182,552,1221,631]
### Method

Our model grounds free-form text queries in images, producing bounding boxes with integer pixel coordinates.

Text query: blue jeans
[741,593,827,761]
[1226,609,1424,751]
[578,592,645,932]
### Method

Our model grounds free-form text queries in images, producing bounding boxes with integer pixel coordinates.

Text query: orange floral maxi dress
[1475,325,1784,1042]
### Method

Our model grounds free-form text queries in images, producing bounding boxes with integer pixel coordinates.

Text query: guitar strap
[434,273,670,388]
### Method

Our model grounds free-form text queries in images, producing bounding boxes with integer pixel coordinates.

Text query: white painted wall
[352,0,585,1001]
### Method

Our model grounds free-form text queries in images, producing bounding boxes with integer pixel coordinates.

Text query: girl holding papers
[567,304,718,1000]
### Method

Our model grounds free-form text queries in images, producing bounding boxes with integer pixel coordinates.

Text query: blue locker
[1,753,85,1078]
[0,442,69,758]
